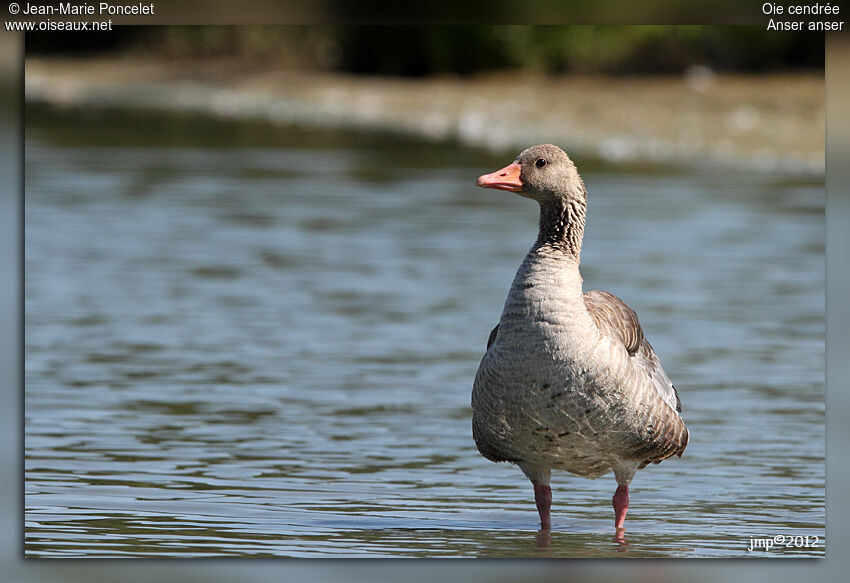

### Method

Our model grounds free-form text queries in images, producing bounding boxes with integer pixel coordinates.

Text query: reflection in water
[613,529,629,550]
[25,106,824,557]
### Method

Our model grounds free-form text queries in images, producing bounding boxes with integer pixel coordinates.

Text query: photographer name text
[19,2,154,16]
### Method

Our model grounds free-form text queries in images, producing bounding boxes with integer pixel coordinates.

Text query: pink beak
[476,162,524,192]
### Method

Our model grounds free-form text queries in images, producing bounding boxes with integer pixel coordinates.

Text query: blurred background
[27,25,823,74]
[26,26,825,172]
[23,25,824,560]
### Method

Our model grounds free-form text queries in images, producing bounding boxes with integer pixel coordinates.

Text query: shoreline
[25,57,825,176]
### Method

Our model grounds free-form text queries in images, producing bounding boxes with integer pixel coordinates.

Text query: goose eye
[535,158,547,168]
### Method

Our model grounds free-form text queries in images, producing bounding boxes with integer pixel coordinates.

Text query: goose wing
[583,290,682,414]
[486,324,499,350]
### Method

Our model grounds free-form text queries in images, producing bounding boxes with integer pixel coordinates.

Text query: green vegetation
[27,25,822,75]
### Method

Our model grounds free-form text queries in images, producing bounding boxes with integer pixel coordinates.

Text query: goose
[472,144,688,533]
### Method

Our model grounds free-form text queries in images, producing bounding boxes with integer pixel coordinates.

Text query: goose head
[476,144,585,204]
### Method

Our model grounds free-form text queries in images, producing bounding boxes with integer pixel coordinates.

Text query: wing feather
[583,290,682,413]
[486,324,499,350]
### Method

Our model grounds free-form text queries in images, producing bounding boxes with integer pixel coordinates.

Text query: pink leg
[613,484,629,530]
[534,484,552,530]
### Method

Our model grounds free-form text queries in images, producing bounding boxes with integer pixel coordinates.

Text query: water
[25,106,825,557]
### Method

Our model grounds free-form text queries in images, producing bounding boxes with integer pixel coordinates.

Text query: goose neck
[534,198,586,261]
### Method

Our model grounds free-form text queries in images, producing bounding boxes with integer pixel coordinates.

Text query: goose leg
[534,484,552,530]
[613,484,629,530]
[521,466,552,530]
